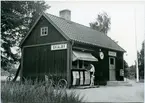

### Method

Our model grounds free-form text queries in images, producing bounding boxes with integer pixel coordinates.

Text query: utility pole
[134,8,139,82]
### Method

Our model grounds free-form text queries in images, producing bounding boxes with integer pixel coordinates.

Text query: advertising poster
[84,71,90,85]
[72,71,79,86]
[80,71,83,85]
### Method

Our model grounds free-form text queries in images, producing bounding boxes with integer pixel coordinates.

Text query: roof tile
[45,13,125,52]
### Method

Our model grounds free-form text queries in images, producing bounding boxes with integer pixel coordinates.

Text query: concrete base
[107,81,132,86]
[74,85,100,89]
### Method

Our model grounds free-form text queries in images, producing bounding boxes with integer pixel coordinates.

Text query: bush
[1,80,83,103]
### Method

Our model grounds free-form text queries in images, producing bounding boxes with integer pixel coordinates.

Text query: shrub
[1,80,83,103]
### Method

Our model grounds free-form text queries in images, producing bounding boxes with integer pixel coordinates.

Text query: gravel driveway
[68,80,144,102]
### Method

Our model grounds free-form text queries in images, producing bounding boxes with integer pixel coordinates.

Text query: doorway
[109,57,116,81]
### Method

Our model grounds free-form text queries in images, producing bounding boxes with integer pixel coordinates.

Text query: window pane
[41,27,48,36]
[79,60,82,68]
[110,58,114,65]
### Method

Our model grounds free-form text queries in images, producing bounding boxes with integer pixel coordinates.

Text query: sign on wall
[84,71,90,85]
[51,43,67,50]
[120,69,124,76]
[99,52,104,59]
[108,51,117,57]
[72,71,80,86]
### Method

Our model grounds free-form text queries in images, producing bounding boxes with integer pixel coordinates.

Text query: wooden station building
[20,10,125,87]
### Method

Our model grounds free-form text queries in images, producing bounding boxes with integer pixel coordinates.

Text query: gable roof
[20,12,125,52]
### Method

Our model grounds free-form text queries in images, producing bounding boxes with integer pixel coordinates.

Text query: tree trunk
[12,63,21,82]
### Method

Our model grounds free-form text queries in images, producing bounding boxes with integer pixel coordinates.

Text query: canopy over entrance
[72,51,98,62]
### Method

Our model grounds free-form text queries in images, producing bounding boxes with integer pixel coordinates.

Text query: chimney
[59,9,71,21]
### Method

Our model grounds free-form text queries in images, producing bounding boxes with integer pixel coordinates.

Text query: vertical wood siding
[22,45,67,81]
[73,42,124,84]
[22,16,66,46]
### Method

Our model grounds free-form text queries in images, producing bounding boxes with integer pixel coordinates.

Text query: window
[79,60,83,68]
[73,60,84,69]
[41,27,48,36]
[72,60,87,69]
[110,58,114,65]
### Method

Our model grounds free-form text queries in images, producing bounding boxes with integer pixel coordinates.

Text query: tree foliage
[90,12,111,34]
[124,60,129,69]
[124,60,129,78]
[138,41,144,79]
[1,1,50,70]
[126,41,144,79]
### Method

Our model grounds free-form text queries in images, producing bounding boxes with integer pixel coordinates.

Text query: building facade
[20,10,125,87]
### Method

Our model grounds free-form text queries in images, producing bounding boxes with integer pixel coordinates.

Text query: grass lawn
[1,80,83,103]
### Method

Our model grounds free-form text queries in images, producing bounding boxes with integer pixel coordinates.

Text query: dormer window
[41,27,48,36]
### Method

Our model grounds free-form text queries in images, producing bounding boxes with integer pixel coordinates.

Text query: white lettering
[108,51,117,57]
[51,44,67,50]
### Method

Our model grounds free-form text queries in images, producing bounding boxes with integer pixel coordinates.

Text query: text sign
[108,51,117,57]
[120,69,124,76]
[51,43,67,50]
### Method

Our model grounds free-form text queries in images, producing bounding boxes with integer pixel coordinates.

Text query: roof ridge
[46,13,105,35]
[45,12,125,52]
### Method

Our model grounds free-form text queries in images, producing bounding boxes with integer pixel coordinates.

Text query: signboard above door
[108,51,117,57]
[51,43,67,50]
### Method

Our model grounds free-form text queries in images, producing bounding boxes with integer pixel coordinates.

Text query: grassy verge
[1,80,83,103]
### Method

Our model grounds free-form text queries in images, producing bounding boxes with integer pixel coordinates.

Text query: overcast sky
[45,1,144,66]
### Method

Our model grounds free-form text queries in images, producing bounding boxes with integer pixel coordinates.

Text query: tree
[138,41,144,79]
[129,65,136,79]
[124,60,129,69]
[124,60,129,78]
[1,1,50,70]
[90,12,111,34]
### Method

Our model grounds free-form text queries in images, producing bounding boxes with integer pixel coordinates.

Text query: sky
[45,1,144,66]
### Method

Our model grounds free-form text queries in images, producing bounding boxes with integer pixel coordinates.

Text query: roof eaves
[20,13,43,47]
[72,38,125,52]
[43,13,125,52]
[106,35,126,52]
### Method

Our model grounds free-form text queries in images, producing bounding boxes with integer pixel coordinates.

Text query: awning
[72,51,98,62]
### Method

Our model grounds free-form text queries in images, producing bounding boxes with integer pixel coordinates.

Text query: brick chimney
[59,9,71,21]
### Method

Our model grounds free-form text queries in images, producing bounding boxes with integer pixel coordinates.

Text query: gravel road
[67,80,144,102]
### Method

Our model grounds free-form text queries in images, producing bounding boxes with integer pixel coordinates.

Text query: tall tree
[138,41,144,79]
[124,60,129,78]
[90,12,111,35]
[1,1,50,70]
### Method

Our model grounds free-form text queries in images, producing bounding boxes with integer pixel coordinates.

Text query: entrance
[109,57,116,81]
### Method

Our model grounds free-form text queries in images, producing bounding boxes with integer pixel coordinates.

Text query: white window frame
[40,27,48,36]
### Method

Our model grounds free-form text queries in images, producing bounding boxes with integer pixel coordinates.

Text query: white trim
[109,57,115,66]
[20,12,70,47]
[20,14,43,47]
[109,57,116,81]
[42,13,70,40]
[51,43,67,50]
[40,27,48,36]
[23,41,68,48]
[108,51,117,57]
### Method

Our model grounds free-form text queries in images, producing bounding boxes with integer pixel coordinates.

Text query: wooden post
[123,53,124,81]
[20,47,24,82]
[67,42,72,88]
